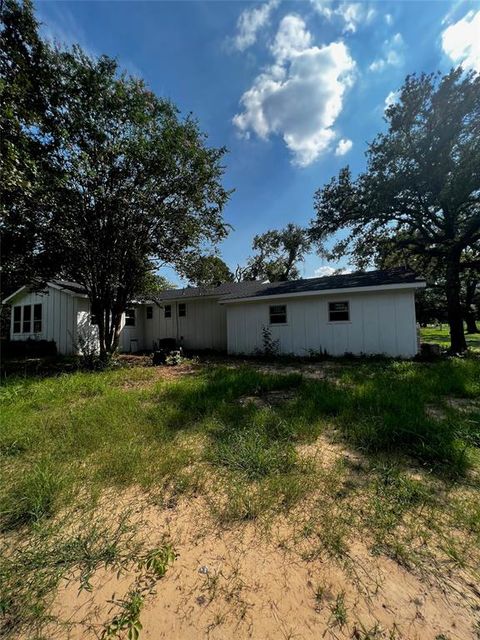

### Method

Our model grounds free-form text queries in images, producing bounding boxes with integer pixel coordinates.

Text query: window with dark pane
[178,303,186,317]
[23,304,31,333]
[164,304,172,318]
[328,301,349,322]
[13,306,21,333]
[269,304,287,324]
[125,308,136,326]
[146,306,153,319]
[33,304,42,332]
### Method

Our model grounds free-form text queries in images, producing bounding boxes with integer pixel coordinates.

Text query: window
[178,303,186,317]
[33,304,42,333]
[164,304,171,318]
[146,306,153,319]
[23,304,31,333]
[329,301,349,322]
[13,306,21,333]
[269,304,287,324]
[125,308,135,326]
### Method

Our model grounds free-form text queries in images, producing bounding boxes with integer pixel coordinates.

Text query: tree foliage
[0,0,59,296]
[311,69,480,352]
[1,2,231,356]
[183,255,233,287]
[243,223,311,282]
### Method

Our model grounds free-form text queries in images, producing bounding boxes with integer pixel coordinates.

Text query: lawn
[421,325,480,352]
[1,356,479,639]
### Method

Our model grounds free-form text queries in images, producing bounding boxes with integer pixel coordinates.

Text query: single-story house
[2,268,426,358]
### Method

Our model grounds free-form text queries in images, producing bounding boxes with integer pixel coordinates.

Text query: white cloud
[314,265,336,277]
[385,13,393,26]
[384,89,399,110]
[334,138,352,155]
[233,14,356,166]
[311,1,375,34]
[369,32,404,72]
[313,265,351,277]
[441,10,480,72]
[232,0,279,51]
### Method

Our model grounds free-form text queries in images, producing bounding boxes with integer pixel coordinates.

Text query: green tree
[135,271,174,301]
[45,48,230,357]
[244,223,311,282]
[1,2,231,357]
[0,0,59,298]
[183,255,233,286]
[311,69,480,353]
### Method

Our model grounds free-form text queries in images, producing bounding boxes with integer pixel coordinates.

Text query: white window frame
[328,301,350,323]
[269,304,287,325]
[125,308,136,327]
[178,303,186,318]
[13,306,21,334]
[164,304,172,318]
[33,303,42,333]
[146,306,153,320]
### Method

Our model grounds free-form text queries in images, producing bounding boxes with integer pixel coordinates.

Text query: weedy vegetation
[0,352,479,637]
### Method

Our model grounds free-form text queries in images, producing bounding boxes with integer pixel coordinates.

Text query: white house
[2,268,426,358]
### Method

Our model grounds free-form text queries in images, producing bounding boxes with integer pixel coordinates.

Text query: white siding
[9,287,79,355]
[225,289,419,358]
[142,299,227,351]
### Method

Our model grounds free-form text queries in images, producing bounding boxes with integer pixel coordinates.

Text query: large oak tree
[311,69,480,352]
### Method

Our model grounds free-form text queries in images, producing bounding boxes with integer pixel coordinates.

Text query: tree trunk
[445,256,467,353]
[464,278,479,334]
[465,311,479,334]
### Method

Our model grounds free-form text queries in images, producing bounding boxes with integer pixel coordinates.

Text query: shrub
[254,326,280,358]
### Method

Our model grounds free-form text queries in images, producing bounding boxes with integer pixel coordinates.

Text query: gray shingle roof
[154,268,424,303]
[51,280,88,295]
[43,268,423,303]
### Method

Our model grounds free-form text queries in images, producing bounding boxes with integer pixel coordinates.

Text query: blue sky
[36,0,480,285]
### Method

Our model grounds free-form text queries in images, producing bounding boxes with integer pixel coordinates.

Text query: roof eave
[219,281,426,304]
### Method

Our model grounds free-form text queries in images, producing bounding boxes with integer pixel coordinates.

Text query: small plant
[140,544,177,578]
[165,350,183,366]
[254,325,280,358]
[103,590,144,640]
[329,592,348,627]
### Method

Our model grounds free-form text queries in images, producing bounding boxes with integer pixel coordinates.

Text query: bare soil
[48,491,478,640]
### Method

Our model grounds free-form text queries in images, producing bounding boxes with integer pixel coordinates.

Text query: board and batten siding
[142,298,227,351]
[9,287,80,354]
[225,289,419,358]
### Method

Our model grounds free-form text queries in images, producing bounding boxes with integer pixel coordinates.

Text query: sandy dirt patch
[47,491,479,640]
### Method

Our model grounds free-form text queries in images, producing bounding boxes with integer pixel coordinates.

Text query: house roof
[153,280,263,302]
[50,280,88,295]
[219,268,425,302]
[2,268,425,306]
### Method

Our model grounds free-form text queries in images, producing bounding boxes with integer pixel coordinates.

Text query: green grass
[0,356,479,637]
[421,325,480,351]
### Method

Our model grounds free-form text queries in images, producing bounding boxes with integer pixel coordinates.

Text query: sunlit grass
[0,356,479,636]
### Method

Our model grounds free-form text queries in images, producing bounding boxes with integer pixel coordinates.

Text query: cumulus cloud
[334,138,352,155]
[310,1,375,34]
[233,14,356,166]
[369,32,404,72]
[441,10,480,72]
[232,0,279,51]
